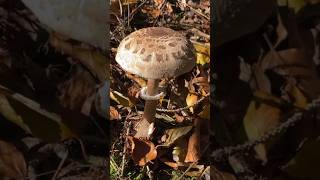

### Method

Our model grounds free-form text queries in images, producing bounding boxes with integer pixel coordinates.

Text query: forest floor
[109,0,210,179]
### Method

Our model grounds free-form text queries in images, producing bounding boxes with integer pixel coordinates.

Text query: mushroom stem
[143,79,160,123]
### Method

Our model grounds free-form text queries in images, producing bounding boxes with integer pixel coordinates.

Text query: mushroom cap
[115,27,196,79]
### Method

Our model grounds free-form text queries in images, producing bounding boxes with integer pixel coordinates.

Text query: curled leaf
[127,136,157,166]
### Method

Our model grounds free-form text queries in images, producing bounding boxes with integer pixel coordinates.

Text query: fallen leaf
[127,136,157,166]
[163,126,193,147]
[194,44,210,65]
[49,33,108,81]
[190,76,210,94]
[261,49,320,99]
[141,8,162,18]
[0,87,76,142]
[274,13,288,48]
[185,118,201,163]
[159,157,178,169]
[127,84,140,105]
[154,0,165,6]
[174,114,185,123]
[243,91,283,163]
[0,140,27,180]
[283,81,308,109]
[110,106,120,120]
[110,90,133,107]
[156,113,176,123]
[186,93,198,113]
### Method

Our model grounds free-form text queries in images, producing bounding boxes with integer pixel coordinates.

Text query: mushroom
[115,27,196,138]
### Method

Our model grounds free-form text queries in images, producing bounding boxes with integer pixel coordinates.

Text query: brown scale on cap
[116,27,196,79]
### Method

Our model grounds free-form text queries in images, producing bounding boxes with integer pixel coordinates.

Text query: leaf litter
[110,0,210,179]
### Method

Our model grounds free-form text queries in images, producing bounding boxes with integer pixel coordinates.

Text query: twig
[120,120,132,177]
[188,28,210,40]
[211,97,320,161]
[26,170,56,179]
[181,2,209,20]
[156,94,209,112]
[129,0,148,23]
[152,0,168,26]
[76,138,88,160]
[52,150,69,180]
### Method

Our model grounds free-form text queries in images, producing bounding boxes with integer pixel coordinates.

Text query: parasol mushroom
[115,27,196,138]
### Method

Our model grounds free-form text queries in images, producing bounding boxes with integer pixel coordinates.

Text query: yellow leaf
[288,0,306,12]
[243,91,282,163]
[193,44,210,65]
[186,93,198,113]
[0,94,31,133]
[291,86,308,109]
[110,90,133,107]
[0,93,75,142]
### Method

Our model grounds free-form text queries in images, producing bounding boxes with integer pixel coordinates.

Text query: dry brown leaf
[261,49,320,98]
[239,57,271,93]
[185,118,201,163]
[174,113,185,123]
[58,65,96,110]
[110,106,120,120]
[166,2,173,13]
[0,140,27,180]
[127,136,157,166]
[159,157,178,169]
[191,76,210,94]
[127,84,141,104]
[283,80,308,109]
[274,14,288,48]
[49,33,108,82]
[154,0,165,6]
[141,8,162,18]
